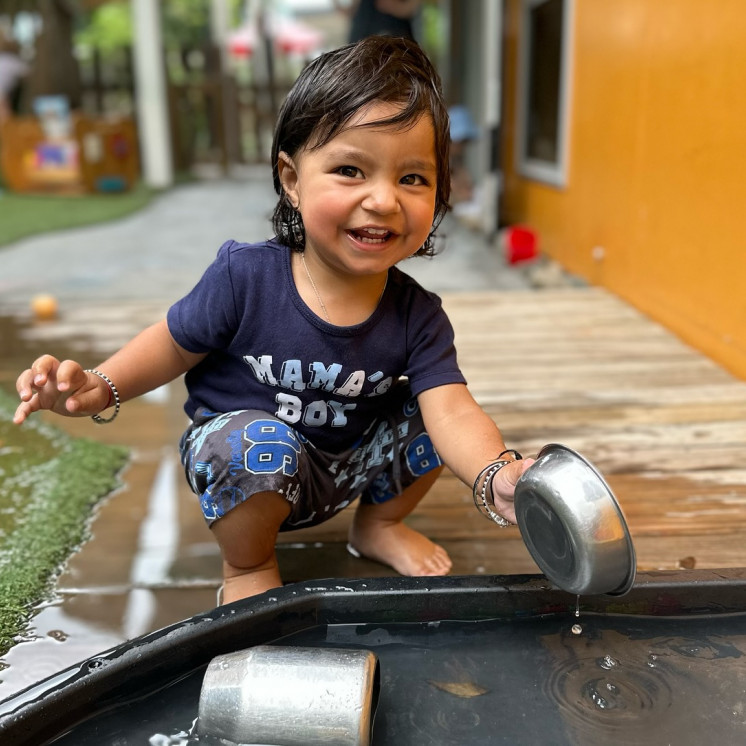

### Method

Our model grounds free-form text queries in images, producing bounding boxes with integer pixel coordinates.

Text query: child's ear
[277,152,300,208]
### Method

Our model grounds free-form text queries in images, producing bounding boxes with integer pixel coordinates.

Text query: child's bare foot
[348,518,452,577]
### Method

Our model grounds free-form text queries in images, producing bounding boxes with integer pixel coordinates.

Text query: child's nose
[361,180,400,214]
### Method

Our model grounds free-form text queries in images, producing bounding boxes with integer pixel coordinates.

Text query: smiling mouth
[349,227,395,244]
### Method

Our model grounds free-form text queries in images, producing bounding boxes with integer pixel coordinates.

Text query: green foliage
[0,387,129,656]
[422,1,447,59]
[75,0,246,53]
[164,0,245,48]
[76,1,133,53]
[163,0,214,49]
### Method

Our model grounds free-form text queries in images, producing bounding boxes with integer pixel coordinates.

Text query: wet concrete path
[0,167,535,699]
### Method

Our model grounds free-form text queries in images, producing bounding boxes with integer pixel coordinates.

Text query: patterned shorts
[178,385,442,531]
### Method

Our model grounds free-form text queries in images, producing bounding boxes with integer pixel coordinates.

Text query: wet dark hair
[271,35,451,256]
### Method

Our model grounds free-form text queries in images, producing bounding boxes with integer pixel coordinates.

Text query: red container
[504,226,538,264]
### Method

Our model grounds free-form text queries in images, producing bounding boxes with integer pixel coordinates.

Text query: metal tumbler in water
[198,645,380,746]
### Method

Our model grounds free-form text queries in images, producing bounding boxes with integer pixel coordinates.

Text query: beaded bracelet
[472,450,524,527]
[85,369,120,424]
[473,461,512,527]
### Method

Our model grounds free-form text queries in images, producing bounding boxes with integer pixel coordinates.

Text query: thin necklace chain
[300,252,388,324]
[301,252,331,322]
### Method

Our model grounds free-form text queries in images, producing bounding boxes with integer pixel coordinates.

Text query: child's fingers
[30,354,61,383]
[14,357,96,421]
[62,389,99,415]
[493,458,535,492]
[16,367,40,400]
[493,500,517,524]
[13,397,36,424]
[490,458,536,523]
[13,390,57,423]
[16,371,36,401]
[492,458,535,486]
[17,354,60,398]
[55,360,89,393]
[58,366,111,416]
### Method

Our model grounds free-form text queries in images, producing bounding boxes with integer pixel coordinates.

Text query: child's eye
[337,165,362,178]
[401,174,427,186]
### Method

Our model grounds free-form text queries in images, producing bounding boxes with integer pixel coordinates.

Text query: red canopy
[227,15,323,58]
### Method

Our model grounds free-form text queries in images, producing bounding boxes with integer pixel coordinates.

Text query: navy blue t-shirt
[167,239,466,452]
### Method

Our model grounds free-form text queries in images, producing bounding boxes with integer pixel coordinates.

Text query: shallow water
[48,611,746,746]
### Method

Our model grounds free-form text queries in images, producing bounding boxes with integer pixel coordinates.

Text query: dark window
[517,0,572,186]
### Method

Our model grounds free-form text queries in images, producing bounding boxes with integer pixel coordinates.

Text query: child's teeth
[356,228,389,242]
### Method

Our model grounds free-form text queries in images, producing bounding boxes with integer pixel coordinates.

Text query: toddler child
[14,36,533,604]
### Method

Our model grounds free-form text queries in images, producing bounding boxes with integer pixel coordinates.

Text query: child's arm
[418,383,534,523]
[14,319,206,425]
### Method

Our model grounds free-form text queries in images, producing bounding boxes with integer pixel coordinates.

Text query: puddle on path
[0,312,222,703]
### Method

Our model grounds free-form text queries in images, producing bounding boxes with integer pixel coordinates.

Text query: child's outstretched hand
[14,355,109,425]
[489,458,536,524]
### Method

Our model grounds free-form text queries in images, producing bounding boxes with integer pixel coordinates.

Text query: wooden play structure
[0,109,139,195]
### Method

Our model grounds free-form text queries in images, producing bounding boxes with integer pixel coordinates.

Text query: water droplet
[591,690,609,709]
[647,654,658,668]
[571,623,583,635]
[575,595,580,617]
[598,654,619,670]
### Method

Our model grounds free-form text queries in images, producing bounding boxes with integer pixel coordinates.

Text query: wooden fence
[77,44,289,172]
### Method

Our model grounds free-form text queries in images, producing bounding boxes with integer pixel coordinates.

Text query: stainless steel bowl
[514,443,636,596]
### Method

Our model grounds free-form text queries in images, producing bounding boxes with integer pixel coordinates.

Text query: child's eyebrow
[400,158,437,173]
[322,147,369,163]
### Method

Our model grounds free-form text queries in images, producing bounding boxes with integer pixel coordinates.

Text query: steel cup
[198,645,379,746]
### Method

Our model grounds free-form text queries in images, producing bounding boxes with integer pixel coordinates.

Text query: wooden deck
[5,285,746,592]
[279,287,746,581]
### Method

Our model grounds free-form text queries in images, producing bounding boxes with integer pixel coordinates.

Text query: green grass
[0,182,155,248]
[0,387,129,656]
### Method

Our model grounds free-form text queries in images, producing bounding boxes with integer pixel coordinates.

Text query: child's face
[279,102,438,276]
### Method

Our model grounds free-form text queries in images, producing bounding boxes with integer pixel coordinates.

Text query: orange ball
[31,294,58,321]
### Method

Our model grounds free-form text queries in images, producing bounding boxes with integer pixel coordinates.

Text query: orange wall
[501,0,746,379]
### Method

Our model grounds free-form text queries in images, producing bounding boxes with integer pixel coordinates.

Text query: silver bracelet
[85,369,120,424]
[472,460,514,527]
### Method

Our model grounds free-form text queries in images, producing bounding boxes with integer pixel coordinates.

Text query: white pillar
[131,0,173,188]
[480,0,503,236]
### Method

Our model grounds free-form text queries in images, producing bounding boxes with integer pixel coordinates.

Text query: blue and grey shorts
[178,385,442,531]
